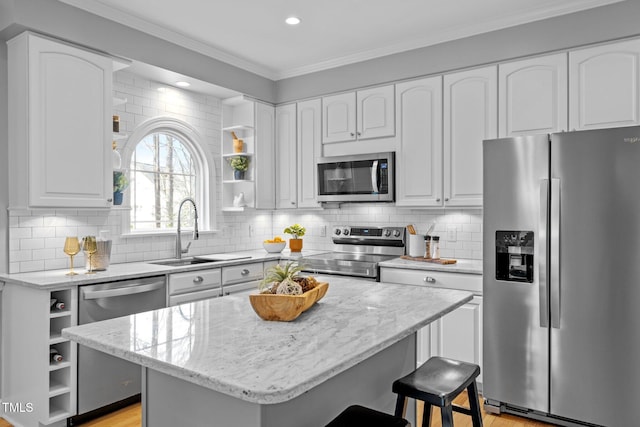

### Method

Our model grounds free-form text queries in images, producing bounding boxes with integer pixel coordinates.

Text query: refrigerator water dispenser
[495,231,534,283]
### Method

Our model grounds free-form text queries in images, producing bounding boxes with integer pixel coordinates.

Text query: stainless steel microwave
[317,152,395,203]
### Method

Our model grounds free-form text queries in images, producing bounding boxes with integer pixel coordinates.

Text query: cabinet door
[357,85,395,140]
[444,66,497,207]
[430,296,483,384]
[570,39,640,130]
[499,53,568,137]
[395,77,443,207]
[254,102,276,209]
[10,33,113,208]
[275,104,297,209]
[322,92,356,143]
[297,99,322,208]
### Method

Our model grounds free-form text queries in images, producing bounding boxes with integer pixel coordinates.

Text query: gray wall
[276,0,640,103]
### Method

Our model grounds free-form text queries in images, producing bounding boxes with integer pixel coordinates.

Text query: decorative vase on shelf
[234,170,245,180]
[113,191,124,206]
[289,238,303,252]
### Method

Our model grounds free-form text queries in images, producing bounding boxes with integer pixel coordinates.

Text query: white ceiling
[60,0,624,95]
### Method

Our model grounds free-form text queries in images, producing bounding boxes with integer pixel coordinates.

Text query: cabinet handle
[436,198,441,202]
[350,132,355,137]
[291,202,296,205]
[241,269,250,275]
[357,132,361,136]
[423,276,436,283]
[193,276,204,284]
[107,198,113,203]
[445,198,449,202]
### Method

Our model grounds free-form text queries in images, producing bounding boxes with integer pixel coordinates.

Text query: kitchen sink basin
[149,258,220,267]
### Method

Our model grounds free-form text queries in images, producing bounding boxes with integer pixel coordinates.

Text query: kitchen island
[62,276,472,426]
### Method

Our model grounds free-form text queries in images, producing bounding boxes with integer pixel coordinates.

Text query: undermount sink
[149,258,220,267]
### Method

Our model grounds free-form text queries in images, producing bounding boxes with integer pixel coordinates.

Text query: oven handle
[371,160,379,194]
[82,282,165,300]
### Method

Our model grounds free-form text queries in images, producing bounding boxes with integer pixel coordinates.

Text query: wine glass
[63,237,80,276]
[82,236,97,275]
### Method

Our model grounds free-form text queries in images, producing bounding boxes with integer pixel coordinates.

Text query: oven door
[317,152,394,202]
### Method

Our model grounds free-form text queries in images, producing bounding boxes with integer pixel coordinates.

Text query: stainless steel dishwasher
[75,276,166,421]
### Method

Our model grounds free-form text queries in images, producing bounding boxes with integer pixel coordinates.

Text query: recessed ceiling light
[175,81,190,87]
[285,16,300,25]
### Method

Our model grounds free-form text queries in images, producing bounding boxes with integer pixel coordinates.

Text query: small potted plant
[284,223,306,252]
[113,171,129,205]
[230,156,249,180]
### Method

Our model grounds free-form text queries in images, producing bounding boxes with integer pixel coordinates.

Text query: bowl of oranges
[263,236,286,253]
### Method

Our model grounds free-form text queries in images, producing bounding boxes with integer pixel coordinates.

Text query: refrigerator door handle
[550,178,561,329]
[539,179,549,328]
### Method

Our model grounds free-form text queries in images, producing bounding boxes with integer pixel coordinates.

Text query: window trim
[119,116,216,235]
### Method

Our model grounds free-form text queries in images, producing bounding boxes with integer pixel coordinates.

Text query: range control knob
[334,228,341,236]
[383,229,392,237]
[343,228,350,236]
[393,229,401,237]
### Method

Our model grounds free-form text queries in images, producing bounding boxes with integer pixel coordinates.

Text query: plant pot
[234,170,245,180]
[289,238,303,252]
[113,191,123,205]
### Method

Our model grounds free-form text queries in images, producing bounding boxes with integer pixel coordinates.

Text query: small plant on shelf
[229,156,249,180]
[113,171,129,205]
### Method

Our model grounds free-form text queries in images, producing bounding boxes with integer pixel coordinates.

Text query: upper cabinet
[499,53,568,137]
[221,97,275,211]
[443,66,497,207]
[322,85,395,144]
[275,104,297,209]
[395,76,443,207]
[569,39,640,130]
[297,99,322,209]
[8,32,115,208]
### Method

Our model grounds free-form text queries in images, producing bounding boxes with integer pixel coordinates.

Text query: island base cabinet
[141,335,417,427]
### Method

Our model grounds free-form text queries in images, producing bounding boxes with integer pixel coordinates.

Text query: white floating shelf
[222,153,253,158]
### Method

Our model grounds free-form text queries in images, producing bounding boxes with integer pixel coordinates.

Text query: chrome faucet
[176,198,199,259]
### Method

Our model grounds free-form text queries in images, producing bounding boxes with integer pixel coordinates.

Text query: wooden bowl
[249,282,328,321]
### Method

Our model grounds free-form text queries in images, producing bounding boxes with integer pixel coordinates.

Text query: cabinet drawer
[168,288,222,306]
[168,269,221,296]
[380,268,482,294]
[222,262,264,285]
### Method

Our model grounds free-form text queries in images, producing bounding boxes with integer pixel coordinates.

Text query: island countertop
[62,276,472,405]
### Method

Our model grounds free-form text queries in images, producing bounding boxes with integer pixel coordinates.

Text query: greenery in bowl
[284,223,306,239]
[113,171,129,192]
[230,156,249,171]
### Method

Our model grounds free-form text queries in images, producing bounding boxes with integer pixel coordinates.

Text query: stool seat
[326,405,410,427]
[393,356,482,427]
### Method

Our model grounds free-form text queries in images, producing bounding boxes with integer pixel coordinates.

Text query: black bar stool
[392,356,482,427]
[326,404,411,427]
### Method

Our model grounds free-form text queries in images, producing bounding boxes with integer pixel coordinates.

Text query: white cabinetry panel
[297,99,322,208]
[255,102,276,209]
[275,104,297,209]
[499,53,568,137]
[322,92,356,143]
[357,85,395,140]
[395,76,443,207]
[570,39,640,130]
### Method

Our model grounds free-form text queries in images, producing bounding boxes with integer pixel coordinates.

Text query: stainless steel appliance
[74,276,166,422]
[483,127,640,427]
[300,225,405,280]
[317,152,395,203]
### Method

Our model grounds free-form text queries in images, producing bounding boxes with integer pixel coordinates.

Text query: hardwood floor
[0,395,556,426]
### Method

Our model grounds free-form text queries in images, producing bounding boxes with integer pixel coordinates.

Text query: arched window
[122,117,215,234]
[130,132,196,231]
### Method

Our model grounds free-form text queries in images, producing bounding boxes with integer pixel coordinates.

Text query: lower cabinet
[380,267,483,388]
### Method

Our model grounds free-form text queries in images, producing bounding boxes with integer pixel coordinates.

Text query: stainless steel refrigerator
[483,126,640,427]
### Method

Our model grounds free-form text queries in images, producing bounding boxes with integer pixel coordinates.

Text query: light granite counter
[62,275,472,426]
[379,257,483,275]
[0,249,322,290]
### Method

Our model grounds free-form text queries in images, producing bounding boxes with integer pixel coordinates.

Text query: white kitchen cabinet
[570,39,640,130]
[322,85,395,144]
[275,104,298,209]
[221,97,275,211]
[395,76,443,207]
[297,99,322,209]
[379,267,483,386]
[444,66,497,207]
[8,32,114,209]
[499,53,568,137]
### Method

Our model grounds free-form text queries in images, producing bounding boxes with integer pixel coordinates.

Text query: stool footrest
[452,405,473,416]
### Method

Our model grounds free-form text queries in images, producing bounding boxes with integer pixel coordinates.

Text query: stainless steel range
[300,225,405,280]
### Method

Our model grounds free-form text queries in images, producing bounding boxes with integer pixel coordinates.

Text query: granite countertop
[379,257,483,275]
[0,249,325,290]
[62,275,472,404]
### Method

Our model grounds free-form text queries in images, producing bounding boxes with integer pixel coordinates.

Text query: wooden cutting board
[400,255,457,265]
